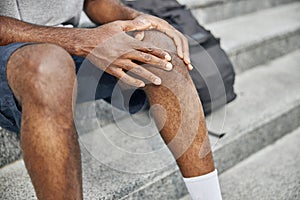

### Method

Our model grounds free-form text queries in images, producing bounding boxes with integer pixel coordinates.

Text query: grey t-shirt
[0,0,85,26]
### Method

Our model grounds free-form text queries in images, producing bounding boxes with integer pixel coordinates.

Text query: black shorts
[0,43,146,134]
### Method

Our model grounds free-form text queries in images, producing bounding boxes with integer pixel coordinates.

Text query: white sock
[183,169,222,200]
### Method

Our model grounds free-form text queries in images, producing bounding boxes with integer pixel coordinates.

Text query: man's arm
[0,16,90,55]
[84,0,141,24]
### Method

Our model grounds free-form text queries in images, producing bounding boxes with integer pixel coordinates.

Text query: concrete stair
[181,127,300,200]
[205,2,300,74]
[179,0,299,24]
[1,0,300,199]
[219,127,300,200]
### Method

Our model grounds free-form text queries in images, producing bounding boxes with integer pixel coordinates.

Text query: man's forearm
[0,16,89,56]
[84,0,141,24]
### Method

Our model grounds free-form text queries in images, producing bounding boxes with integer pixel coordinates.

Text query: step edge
[225,27,300,55]
[214,101,300,173]
[190,0,299,23]
[215,98,300,149]
[204,1,300,27]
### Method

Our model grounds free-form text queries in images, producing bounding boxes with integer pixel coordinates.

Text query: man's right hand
[74,19,173,87]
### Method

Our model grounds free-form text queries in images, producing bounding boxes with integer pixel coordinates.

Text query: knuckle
[114,59,123,65]
[134,80,140,85]
[147,47,153,52]
[142,54,152,62]
[133,67,143,74]
[160,60,167,66]
[132,20,140,26]
[150,75,158,81]
[155,49,164,55]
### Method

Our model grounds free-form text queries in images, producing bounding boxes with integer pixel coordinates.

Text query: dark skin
[1,0,215,199]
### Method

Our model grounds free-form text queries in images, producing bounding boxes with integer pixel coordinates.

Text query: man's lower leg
[142,31,222,199]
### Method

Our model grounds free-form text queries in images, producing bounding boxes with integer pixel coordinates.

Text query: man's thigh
[0,43,31,133]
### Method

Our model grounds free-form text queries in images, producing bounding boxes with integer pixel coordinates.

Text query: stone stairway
[1,0,300,199]
[181,127,300,200]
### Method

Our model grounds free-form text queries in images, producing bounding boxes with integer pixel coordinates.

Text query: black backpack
[123,0,236,115]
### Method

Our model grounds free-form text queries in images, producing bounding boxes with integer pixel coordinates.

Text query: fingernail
[166,62,173,70]
[165,54,172,61]
[186,58,191,64]
[139,82,146,87]
[179,52,184,59]
[154,78,162,85]
[188,64,194,70]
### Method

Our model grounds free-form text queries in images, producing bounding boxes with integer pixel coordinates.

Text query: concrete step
[204,2,300,74]
[1,49,300,199]
[0,99,126,168]
[180,0,299,24]
[219,127,300,200]
[181,127,300,200]
[210,49,300,173]
[0,128,21,167]
[0,145,187,200]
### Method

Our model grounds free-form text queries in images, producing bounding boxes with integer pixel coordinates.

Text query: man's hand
[134,14,193,70]
[84,0,192,70]
[76,19,173,87]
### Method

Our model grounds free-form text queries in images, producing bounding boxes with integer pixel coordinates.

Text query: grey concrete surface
[189,0,298,24]
[178,0,223,8]
[220,127,300,200]
[205,2,300,73]
[0,145,187,200]
[181,127,300,200]
[0,99,131,168]
[0,160,36,200]
[179,0,298,9]
[0,128,21,167]
[211,50,300,173]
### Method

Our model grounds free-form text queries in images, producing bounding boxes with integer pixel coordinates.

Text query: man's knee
[142,31,192,86]
[6,43,76,104]
[143,30,177,54]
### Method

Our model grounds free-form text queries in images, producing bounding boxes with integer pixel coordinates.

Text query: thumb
[121,19,152,32]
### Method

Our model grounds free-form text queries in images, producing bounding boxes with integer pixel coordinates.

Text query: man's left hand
[134,14,193,70]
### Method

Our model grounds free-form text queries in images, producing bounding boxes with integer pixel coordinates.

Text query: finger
[178,30,191,65]
[163,29,184,59]
[134,31,145,41]
[137,46,172,61]
[116,60,162,85]
[121,19,152,32]
[107,66,145,88]
[123,51,173,71]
